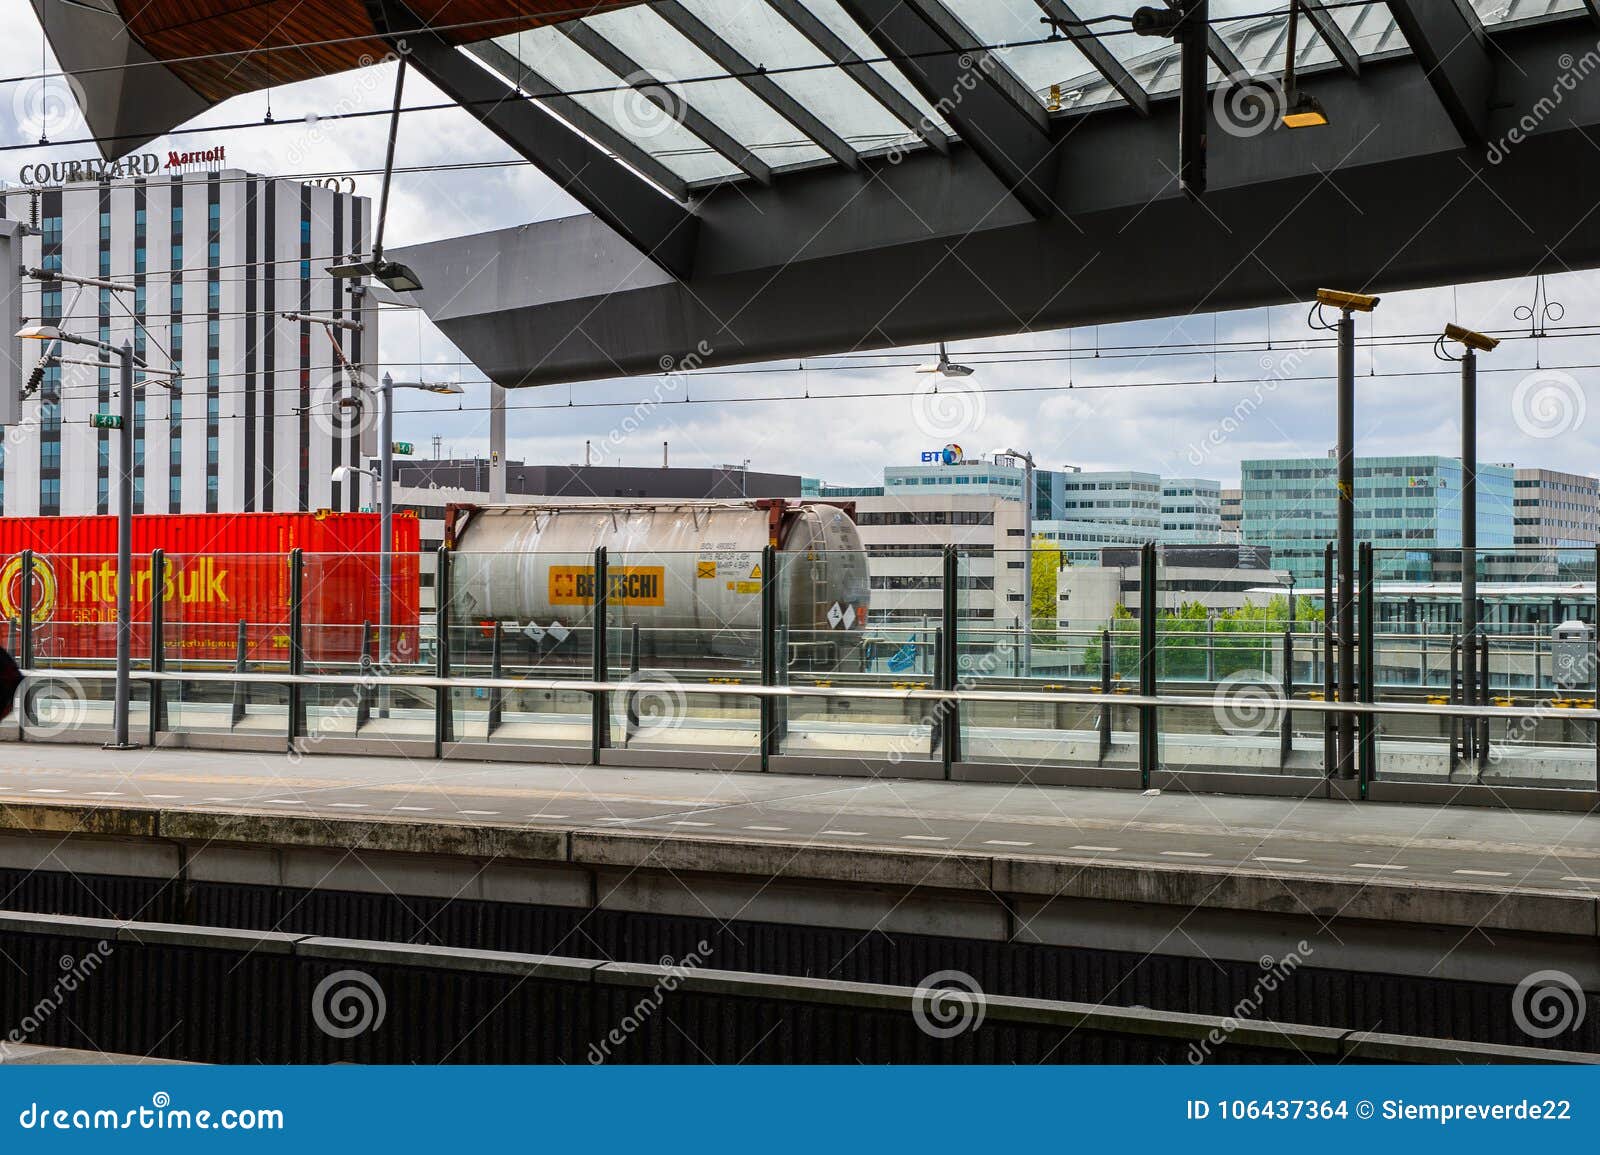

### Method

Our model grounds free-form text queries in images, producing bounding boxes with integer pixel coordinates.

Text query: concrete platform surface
[0,742,1597,898]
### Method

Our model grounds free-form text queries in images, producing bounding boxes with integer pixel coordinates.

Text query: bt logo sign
[919,443,964,465]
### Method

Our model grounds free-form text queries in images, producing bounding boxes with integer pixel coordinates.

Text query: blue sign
[920,443,965,465]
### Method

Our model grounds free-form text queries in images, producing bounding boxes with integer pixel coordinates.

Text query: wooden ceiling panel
[118,0,646,102]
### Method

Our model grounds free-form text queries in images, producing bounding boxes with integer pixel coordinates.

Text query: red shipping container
[0,511,420,665]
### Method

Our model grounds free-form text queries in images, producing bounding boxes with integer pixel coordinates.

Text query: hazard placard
[696,561,717,579]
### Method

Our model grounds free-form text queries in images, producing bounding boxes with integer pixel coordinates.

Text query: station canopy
[33,1,1600,385]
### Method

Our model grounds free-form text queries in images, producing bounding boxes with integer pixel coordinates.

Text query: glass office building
[1239,455,1515,585]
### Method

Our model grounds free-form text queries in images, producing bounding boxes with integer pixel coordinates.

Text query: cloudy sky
[3,1,1597,490]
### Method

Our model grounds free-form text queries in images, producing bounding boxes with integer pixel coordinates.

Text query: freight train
[445,500,870,668]
[0,511,420,664]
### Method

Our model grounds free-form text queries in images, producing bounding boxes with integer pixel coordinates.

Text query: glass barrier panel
[600,549,758,754]
[1367,546,1598,791]
[449,550,599,747]
[776,545,912,764]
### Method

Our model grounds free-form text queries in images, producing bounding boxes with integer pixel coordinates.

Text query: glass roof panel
[804,0,955,134]
[936,0,1099,111]
[1475,0,1589,26]
[581,5,831,171]
[674,0,923,155]
[489,28,744,185]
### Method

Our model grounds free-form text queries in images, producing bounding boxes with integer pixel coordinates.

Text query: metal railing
[6,542,1598,807]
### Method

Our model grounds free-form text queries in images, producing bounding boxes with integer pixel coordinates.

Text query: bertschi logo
[0,554,58,624]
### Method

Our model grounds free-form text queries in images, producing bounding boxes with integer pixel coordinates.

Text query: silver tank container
[448,501,869,642]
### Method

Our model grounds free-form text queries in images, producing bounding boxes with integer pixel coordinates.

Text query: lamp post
[332,372,462,672]
[1310,288,1380,780]
[1438,324,1501,745]
[17,321,174,748]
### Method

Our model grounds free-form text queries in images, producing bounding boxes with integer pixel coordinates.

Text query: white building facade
[0,167,374,516]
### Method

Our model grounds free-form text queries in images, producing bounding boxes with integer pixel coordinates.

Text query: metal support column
[287,549,304,744]
[759,543,777,771]
[1460,346,1479,774]
[1322,541,1334,777]
[1335,310,1357,779]
[487,622,503,738]
[1098,628,1113,764]
[1358,540,1377,791]
[434,546,454,751]
[107,342,135,750]
[940,545,960,775]
[355,620,373,732]
[1138,542,1158,787]
[230,620,248,726]
[1279,630,1294,769]
[148,550,166,743]
[591,546,609,763]
[18,552,33,736]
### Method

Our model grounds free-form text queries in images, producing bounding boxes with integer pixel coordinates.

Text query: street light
[15,325,157,749]
[1309,286,1381,779]
[1437,323,1500,773]
[327,372,463,677]
[916,342,975,377]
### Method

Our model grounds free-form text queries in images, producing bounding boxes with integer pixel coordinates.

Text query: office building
[1512,468,1600,550]
[1220,488,1243,541]
[851,493,1027,626]
[1239,455,1515,584]
[0,165,374,515]
[1161,477,1223,543]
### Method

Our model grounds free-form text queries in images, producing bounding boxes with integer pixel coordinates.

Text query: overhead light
[15,323,61,341]
[331,465,360,484]
[916,341,975,378]
[391,380,465,395]
[1281,91,1328,129]
[1443,323,1500,353]
[327,258,424,293]
[1315,288,1380,313]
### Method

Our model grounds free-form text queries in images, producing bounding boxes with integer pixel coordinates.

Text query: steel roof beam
[1299,0,1361,78]
[364,0,698,278]
[463,42,690,200]
[1385,0,1492,145]
[1165,0,1246,78]
[836,0,1058,217]
[558,20,774,186]
[1034,0,1151,117]
[1584,0,1600,27]
[767,0,951,152]
[651,0,862,170]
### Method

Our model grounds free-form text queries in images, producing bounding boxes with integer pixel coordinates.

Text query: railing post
[1098,627,1112,765]
[591,546,608,763]
[230,619,248,726]
[487,621,503,738]
[1450,631,1462,771]
[1138,542,1158,788]
[939,545,960,776]
[1358,540,1376,793]
[776,622,790,746]
[1279,630,1293,770]
[355,619,373,732]
[18,551,33,735]
[758,544,777,770]
[148,549,166,743]
[1478,627,1491,780]
[435,546,454,753]
[288,549,304,745]
[1322,542,1334,780]
[623,623,641,749]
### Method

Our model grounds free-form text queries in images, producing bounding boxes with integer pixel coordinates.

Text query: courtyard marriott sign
[18,145,227,187]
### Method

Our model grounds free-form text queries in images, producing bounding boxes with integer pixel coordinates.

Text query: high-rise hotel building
[0,165,375,515]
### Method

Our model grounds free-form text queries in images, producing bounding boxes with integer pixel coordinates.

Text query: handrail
[21,666,1600,722]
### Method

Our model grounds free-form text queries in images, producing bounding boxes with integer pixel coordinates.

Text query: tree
[1030,535,1063,627]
